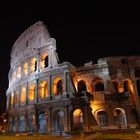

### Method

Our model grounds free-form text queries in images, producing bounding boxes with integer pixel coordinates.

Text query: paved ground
[0,132,140,140]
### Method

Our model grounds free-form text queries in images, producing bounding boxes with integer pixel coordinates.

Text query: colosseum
[6,21,140,134]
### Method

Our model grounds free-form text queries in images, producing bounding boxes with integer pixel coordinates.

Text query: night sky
[0,1,140,113]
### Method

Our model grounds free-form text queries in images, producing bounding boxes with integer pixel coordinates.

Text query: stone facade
[6,21,140,134]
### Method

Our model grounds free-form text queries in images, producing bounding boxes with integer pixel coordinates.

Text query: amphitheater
[6,21,140,134]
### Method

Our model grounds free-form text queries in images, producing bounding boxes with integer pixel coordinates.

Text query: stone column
[48,75,52,100]
[35,79,39,104]
[6,95,10,110]
[131,80,140,125]
[125,105,135,127]
[37,51,40,73]
[15,115,19,133]
[106,104,116,129]
[26,82,28,105]
[63,70,68,96]
[28,59,31,74]
[64,107,69,132]
[48,46,58,68]
[130,68,140,125]
[21,63,24,79]
[47,107,52,133]
[68,106,72,132]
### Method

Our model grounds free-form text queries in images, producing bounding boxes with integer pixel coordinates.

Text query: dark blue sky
[0,1,140,112]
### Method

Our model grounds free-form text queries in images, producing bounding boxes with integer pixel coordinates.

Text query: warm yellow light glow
[90,101,104,114]
[118,87,124,93]
[52,77,63,95]
[17,66,21,78]
[73,77,91,93]
[73,109,82,117]
[39,81,48,98]
[129,82,134,93]
[20,87,26,102]
[40,52,48,69]
[29,84,35,101]
[30,58,37,72]
[24,63,28,75]
[125,79,134,93]
[73,109,83,124]
[73,77,81,91]
[11,92,14,105]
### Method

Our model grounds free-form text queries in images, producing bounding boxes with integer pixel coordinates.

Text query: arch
[38,112,48,133]
[113,108,127,128]
[92,78,105,92]
[40,52,48,69]
[77,80,87,93]
[52,77,63,95]
[17,66,21,78]
[39,81,48,98]
[72,109,83,131]
[136,79,140,97]
[94,82,105,92]
[23,62,28,75]
[94,109,108,126]
[96,111,108,126]
[28,83,36,101]
[30,57,37,73]
[53,110,64,132]
[20,87,26,103]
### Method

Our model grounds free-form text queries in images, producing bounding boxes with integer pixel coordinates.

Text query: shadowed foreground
[0,133,140,140]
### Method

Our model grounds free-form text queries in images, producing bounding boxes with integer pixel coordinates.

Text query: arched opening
[77,80,87,93]
[40,53,48,69]
[39,81,48,98]
[72,109,83,131]
[19,115,25,132]
[96,111,108,126]
[123,80,129,92]
[113,108,127,128]
[38,112,48,133]
[28,113,35,133]
[53,110,64,132]
[136,79,140,97]
[44,56,48,68]
[52,77,63,95]
[94,82,105,92]
[20,87,26,104]
[17,66,21,78]
[28,83,36,101]
[112,81,119,93]
[56,80,63,95]
[23,63,28,75]
[30,58,37,73]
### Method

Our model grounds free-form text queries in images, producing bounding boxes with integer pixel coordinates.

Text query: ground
[0,132,140,140]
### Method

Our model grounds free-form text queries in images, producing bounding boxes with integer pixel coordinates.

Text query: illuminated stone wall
[6,21,140,134]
